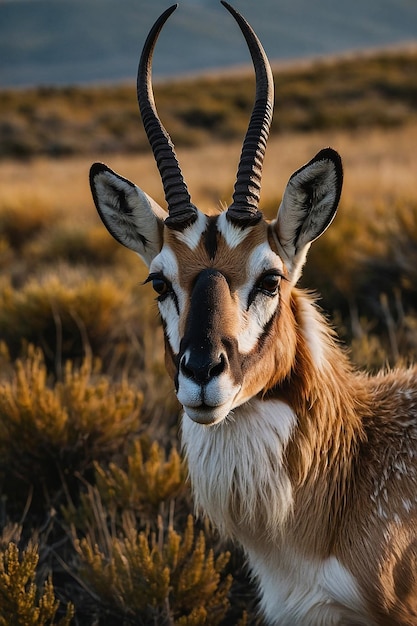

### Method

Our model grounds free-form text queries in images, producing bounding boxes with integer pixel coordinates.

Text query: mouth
[183,402,232,426]
[178,378,241,426]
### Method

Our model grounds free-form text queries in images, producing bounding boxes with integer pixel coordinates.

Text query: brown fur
[256,286,417,623]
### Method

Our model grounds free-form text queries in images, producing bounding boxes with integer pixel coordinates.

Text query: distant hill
[1,47,417,160]
[0,0,417,88]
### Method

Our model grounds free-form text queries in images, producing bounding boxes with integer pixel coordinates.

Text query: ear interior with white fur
[273,148,343,281]
[89,162,167,266]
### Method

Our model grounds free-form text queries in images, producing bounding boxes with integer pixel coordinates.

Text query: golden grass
[1,123,417,219]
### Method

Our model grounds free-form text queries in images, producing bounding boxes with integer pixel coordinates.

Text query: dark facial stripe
[203,216,219,260]
[180,268,241,386]
[181,268,224,363]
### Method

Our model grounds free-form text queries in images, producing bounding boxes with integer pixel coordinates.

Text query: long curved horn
[222,2,274,226]
[137,4,198,230]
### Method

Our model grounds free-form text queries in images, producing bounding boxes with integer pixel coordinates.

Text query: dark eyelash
[143,272,163,285]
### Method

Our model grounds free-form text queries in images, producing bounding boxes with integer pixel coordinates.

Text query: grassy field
[1,47,417,159]
[0,48,417,624]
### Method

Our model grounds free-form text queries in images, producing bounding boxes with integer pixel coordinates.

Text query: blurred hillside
[1,47,417,159]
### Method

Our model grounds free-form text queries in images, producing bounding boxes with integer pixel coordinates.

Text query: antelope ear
[90,162,167,267]
[272,148,343,283]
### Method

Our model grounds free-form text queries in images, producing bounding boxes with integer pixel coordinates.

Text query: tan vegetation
[0,48,416,160]
[0,49,417,623]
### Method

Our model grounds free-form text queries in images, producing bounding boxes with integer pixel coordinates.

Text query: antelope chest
[182,400,375,625]
[248,545,374,626]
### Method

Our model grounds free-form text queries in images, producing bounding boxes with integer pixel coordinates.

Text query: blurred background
[0,2,417,625]
[1,0,417,87]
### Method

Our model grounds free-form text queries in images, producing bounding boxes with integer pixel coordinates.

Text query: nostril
[180,355,194,380]
[209,353,227,378]
[180,352,228,384]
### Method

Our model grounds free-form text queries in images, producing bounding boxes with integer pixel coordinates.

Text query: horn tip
[164,4,179,18]
[221,1,235,14]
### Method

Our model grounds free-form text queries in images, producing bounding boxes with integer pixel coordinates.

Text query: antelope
[89,3,417,624]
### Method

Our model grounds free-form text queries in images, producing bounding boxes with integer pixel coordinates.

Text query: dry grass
[1,122,417,217]
[1,48,416,160]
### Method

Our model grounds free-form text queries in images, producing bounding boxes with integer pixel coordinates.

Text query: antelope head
[90,2,343,426]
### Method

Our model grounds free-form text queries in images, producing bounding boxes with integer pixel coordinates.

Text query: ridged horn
[137,4,198,230]
[221,1,274,226]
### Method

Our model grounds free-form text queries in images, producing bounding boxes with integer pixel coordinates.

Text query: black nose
[180,352,227,385]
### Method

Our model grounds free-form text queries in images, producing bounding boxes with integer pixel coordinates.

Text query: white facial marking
[237,242,283,354]
[217,211,251,249]
[174,211,208,250]
[149,245,185,354]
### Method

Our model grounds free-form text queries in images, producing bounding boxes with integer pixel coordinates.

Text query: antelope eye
[145,273,171,297]
[152,277,169,296]
[257,273,281,295]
